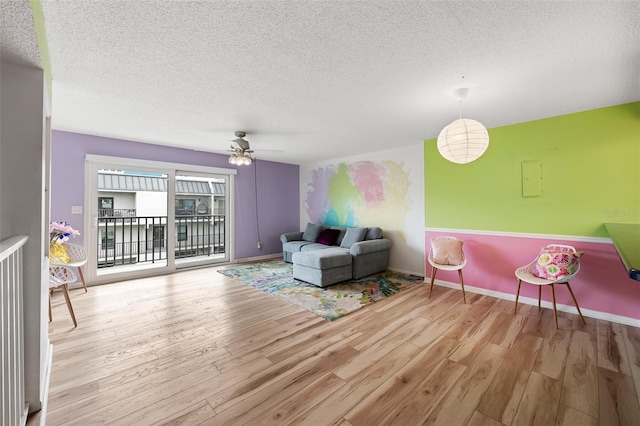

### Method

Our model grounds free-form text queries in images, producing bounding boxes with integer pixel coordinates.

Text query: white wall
[299,143,425,276]
[0,61,48,412]
[101,191,136,211]
[136,192,167,216]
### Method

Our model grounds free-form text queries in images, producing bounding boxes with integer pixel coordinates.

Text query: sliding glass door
[85,156,235,284]
[174,171,229,269]
[96,169,169,271]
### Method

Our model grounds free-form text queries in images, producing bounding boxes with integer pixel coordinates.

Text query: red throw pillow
[316,228,340,246]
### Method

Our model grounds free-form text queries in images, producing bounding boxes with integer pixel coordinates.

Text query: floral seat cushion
[533,248,583,280]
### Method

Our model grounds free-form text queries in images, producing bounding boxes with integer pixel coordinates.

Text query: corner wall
[424,102,640,323]
[300,144,425,276]
[1,62,49,412]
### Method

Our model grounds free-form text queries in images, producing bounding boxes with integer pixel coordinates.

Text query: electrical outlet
[257,242,262,250]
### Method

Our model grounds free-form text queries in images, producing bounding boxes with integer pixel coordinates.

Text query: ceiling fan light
[226,132,255,166]
[437,118,489,164]
[228,152,252,166]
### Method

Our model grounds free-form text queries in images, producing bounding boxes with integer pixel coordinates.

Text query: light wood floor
[43,262,640,425]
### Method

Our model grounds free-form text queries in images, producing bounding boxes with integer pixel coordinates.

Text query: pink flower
[49,221,80,243]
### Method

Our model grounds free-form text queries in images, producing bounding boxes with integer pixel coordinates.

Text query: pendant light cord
[454,87,468,120]
[254,159,261,247]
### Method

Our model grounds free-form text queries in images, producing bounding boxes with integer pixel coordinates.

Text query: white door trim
[84,155,236,285]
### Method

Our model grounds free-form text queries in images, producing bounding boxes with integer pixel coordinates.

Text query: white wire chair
[49,265,78,327]
[50,242,88,292]
[514,244,584,329]
[428,236,467,303]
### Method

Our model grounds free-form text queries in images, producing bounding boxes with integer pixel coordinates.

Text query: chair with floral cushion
[428,236,467,303]
[514,244,585,329]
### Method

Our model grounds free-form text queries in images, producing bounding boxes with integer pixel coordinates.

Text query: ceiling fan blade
[232,138,250,150]
[252,148,284,153]
[218,131,284,156]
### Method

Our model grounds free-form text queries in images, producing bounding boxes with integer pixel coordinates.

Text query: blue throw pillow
[365,227,383,240]
[302,222,322,242]
[340,227,368,249]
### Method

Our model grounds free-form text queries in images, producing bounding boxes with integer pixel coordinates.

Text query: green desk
[605,223,640,281]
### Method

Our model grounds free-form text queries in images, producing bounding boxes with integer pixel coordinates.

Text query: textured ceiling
[0,0,42,68]
[12,1,640,164]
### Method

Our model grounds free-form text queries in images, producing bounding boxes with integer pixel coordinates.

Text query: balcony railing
[176,215,225,258]
[176,208,196,216]
[99,208,137,217]
[175,208,226,216]
[97,215,225,269]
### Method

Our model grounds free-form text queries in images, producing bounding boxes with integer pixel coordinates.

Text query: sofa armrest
[350,238,391,256]
[280,231,304,243]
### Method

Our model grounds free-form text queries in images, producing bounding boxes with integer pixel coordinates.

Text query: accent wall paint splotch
[305,160,411,233]
[300,144,425,277]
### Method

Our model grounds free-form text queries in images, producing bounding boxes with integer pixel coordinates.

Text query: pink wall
[425,230,640,322]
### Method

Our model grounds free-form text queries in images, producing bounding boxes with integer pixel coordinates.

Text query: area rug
[218,260,423,320]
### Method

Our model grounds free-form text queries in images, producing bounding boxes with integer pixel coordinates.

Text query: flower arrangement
[50,221,80,244]
[49,222,80,263]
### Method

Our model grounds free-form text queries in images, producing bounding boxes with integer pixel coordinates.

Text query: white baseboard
[32,343,53,426]
[388,267,425,277]
[426,278,640,328]
[234,254,281,264]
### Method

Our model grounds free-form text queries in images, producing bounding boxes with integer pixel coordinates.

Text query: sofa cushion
[292,248,351,269]
[301,243,333,252]
[302,222,322,242]
[340,227,368,249]
[365,227,383,240]
[316,228,340,246]
[283,241,314,254]
[293,262,352,287]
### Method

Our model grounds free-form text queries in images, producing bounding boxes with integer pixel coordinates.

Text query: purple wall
[50,130,299,259]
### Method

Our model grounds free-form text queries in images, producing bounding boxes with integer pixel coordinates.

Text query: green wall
[424,102,640,237]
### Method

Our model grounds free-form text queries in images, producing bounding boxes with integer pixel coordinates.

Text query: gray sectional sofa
[280,223,392,287]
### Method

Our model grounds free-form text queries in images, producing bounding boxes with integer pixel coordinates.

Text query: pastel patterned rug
[218,260,424,320]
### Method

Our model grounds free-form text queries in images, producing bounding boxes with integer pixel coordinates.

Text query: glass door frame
[174,169,231,270]
[84,154,236,285]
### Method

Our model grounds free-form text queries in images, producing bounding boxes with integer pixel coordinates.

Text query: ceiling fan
[228,131,254,165]
[227,131,283,165]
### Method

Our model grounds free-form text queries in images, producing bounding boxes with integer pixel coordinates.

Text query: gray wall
[1,61,49,412]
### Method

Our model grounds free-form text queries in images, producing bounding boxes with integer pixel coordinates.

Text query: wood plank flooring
[43,262,640,425]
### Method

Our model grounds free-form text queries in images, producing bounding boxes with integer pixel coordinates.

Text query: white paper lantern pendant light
[437,88,489,164]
